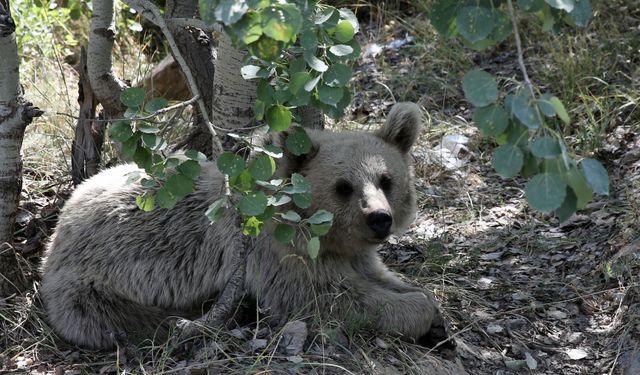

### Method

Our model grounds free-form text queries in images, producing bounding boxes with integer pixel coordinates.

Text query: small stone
[566,348,588,360]
[287,355,304,364]
[486,323,503,334]
[249,339,268,351]
[229,328,245,339]
[279,320,308,356]
[547,310,568,320]
[567,332,584,345]
[375,337,389,349]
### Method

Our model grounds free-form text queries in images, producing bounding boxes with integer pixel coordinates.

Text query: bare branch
[507,0,536,98]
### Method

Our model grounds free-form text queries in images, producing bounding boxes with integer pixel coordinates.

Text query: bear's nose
[366,210,393,239]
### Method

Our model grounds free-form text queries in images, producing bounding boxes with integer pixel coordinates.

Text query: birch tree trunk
[0,0,43,296]
[87,0,127,117]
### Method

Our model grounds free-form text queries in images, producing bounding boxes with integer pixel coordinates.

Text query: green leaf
[289,72,311,94]
[142,133,167,151]
[317,84,344,106]
[133,147,153,172]
[580,158,609,195]
[165,173,195,199]
[549,96,570,125]
[307,236,320,259]
[333,20,355,43]
[109,121,133,142]
[314,7,336,25]
[241,65,261,80]
[185,150,207,162]
[280,210,302,223]
[462,69,498,107]
[555,188,577,222]
[566,168,593,209]
[215,0,248,25]
[262,145,284,158]
[238,191,268,216]
[120,87,145,108]
[328,44,353,57]
[268,194,291,206]
[230,169,254,192]
[525,173,567,213]
[257,80,275,105]
[307,209,333,224]
[135,194,155,212]
[137,123,161,134]
[216,152,246,177]
[242,216,263,237]
[456,6,496,43]
[338,8,359,32]
[176,160,202,179]
[292,192,311,208]
[305,55,328,72]
[537,93,556,117]
[274,224,295,243]
[156,187,177,209]
[248,35,282,60]
[292,173,310,191]
[511,90,542,129]
[492,143,524,179]
[144,97,168,113]
[235,11,263,44]
[472,104,509,136]
[310,223,332,236]
[300,27,317,52]
[568,0,591,27]
[205,198,226,223]
[429,0,462,37]
[530,136,561,159]
[545,0,575,12]
[121,136,139,160]
[266,104,292,131]
[304,74,322,92]
[518,0,545,12]
[262,4,302,42]
[285,127,312,156]
[249,154,276,181]
[488,10,512,42]
[323,63,351,87]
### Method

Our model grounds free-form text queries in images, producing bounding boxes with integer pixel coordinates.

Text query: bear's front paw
[416,308,456,354]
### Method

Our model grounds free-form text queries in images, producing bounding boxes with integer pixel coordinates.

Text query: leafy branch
[430,0,607,221]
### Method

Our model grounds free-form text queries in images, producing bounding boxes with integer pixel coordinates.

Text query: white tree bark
[211,32,257,132]
[87,0,127,117]
[0,0,43,295]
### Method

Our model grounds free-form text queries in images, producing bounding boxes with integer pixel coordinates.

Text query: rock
[249,339,268,351]
[566,348,588,360]
[279,320,308,356]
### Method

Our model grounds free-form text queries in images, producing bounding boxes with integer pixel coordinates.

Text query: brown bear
[40,102,448,349]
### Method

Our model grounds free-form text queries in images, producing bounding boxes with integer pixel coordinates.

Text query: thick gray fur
[40,102,445,349]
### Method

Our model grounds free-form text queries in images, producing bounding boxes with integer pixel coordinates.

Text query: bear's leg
[42,280,170,349]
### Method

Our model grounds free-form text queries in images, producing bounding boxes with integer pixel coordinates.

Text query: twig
[166,17,222,33]
[506,0,536,98]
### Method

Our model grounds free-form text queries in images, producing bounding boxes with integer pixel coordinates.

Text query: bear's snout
[366,210,393,239]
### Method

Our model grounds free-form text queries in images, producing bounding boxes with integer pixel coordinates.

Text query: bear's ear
[375,102,423,153]
[275,127,320,175]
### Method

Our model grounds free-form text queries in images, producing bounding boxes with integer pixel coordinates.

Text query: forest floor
[2,1,640,374]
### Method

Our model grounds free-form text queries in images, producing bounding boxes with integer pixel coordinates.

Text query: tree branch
[507,0,536,98]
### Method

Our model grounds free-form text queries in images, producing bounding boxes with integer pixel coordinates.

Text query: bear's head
[279,103,422,255]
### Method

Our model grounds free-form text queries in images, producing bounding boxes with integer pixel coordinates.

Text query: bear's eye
[380,174,393,193]
[335,179,354,198]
